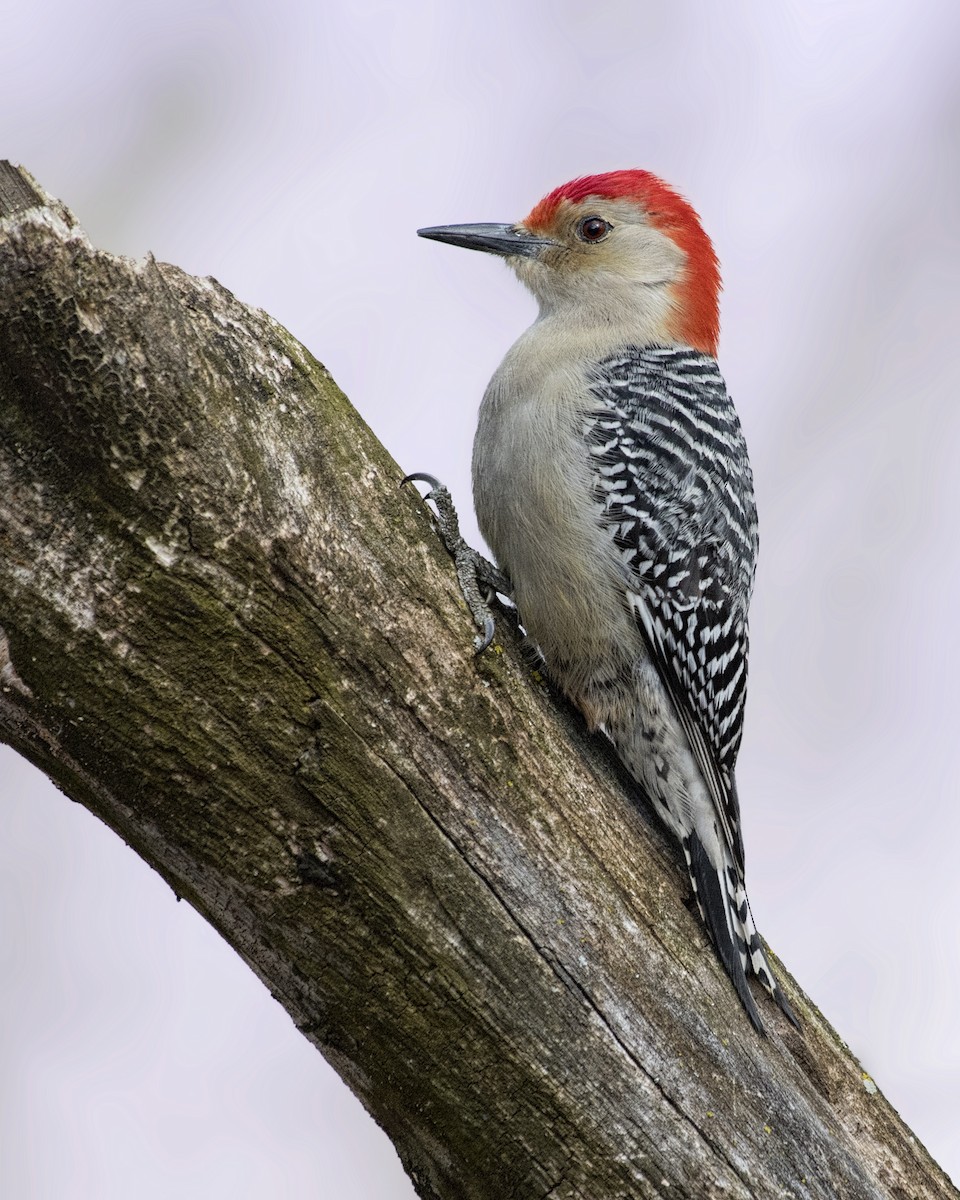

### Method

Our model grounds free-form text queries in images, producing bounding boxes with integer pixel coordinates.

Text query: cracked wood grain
[0,160,954,1200]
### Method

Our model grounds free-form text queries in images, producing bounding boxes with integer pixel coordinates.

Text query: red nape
[524,170,722,357]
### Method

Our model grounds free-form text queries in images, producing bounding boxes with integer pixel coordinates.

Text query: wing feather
[584,346,758,874]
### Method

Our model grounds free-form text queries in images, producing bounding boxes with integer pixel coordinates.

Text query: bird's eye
[577,216,611,243]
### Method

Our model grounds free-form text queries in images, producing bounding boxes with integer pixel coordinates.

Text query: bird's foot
[402,473,512,653]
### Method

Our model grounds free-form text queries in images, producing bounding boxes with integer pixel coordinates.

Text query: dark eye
[577,216,611,243]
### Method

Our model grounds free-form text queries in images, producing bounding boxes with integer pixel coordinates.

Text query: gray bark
[0,161,952,1200]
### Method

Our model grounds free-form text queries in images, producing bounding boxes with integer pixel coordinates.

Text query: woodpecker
[412,170,797,1034]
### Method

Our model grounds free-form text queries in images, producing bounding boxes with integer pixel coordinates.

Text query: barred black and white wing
[584,344,757,875]
[582,344,801,1032]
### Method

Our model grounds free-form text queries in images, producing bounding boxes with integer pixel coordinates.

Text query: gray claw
[474,615,496,655]
[401,472,443,493]
[404,468,513,655]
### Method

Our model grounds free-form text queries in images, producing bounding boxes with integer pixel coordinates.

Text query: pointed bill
[417,222,553,259]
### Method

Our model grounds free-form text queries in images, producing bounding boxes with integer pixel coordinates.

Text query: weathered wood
[0,161,952,1200]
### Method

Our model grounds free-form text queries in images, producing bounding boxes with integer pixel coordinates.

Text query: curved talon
[474,614,496,655]
[403,468,507,654]
[401,471,443,494]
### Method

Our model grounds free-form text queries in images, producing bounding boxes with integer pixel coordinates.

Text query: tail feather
[736,879,800,1031]
[683,832,798,1034]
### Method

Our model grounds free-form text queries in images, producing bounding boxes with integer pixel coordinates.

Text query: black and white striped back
[583,344,758,876]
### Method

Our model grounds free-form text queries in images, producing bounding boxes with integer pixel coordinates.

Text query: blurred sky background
[2,0,959,1195]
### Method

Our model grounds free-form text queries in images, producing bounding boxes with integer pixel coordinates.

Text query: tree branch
[0,162,952,1200]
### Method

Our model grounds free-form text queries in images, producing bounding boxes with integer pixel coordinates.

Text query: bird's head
[418,170,721,357]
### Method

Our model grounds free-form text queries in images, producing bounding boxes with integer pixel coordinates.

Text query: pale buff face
[510,196,687,321]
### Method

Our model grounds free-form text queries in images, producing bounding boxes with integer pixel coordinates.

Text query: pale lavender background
[2,1,959,1195]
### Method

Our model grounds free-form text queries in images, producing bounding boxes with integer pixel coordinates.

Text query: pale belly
[472,375,644,725]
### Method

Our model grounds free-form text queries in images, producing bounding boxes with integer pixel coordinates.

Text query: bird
[411,169,797,1035]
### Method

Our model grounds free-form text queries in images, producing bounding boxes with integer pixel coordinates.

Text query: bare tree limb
[0,162,953,1200]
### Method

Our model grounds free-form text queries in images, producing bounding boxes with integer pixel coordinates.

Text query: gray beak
[417,222,552,259]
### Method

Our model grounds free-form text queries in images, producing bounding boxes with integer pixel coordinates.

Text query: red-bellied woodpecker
[410,170,797,1034]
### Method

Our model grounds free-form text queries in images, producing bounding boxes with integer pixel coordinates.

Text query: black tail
[683,831,799,1035]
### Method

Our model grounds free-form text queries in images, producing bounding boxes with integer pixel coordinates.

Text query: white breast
[471,322,642,693]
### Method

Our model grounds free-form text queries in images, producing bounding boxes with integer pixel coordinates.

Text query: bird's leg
[402,473,512,653]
